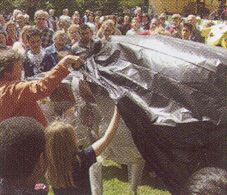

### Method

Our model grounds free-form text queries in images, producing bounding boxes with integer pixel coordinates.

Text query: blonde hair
[45,121,80,188]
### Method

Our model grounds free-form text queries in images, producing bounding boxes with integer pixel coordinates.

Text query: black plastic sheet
[81,35,227,194]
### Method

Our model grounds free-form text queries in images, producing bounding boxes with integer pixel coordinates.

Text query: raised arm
[92,106,120,156]
[15,55,84,103]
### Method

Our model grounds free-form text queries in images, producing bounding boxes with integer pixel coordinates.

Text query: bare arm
[92,106,120,156]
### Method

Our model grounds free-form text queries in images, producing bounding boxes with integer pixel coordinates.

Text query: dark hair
[181,167,227,195]
[183,22,193,33]
[0,117,46,180]
[0,49,21,79]
[26,27,41,41]
[78,24,91,34]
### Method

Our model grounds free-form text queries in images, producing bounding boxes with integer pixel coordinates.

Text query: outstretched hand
[59,55,85,70]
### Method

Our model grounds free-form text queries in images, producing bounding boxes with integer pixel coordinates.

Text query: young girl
[45,106,120,195]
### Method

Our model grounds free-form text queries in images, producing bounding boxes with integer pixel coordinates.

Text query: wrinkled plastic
[81,35,227,194]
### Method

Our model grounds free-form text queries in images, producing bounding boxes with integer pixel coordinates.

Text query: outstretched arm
[92,106,120,156]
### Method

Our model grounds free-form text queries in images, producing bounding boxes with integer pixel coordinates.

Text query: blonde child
[45,106,120,194]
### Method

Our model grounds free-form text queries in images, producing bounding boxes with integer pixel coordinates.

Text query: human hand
[59,55,85,70]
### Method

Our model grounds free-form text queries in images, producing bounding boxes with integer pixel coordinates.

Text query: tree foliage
[0,0,144,16]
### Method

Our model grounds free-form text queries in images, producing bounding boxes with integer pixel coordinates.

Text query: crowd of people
[0,6,226,195]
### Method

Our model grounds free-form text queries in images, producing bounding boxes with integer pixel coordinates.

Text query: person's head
[131,18,140,30]
[58,18,71,32]
[5,21,17,37]
[102,19,116,38]
[34,10,48,29]
[172,14,182,27]
[45,121,79,188]
[12,9,22,21]
[74,11,80,18]
[24,14,30,24]
[88,12,95,23]
[159,13,166,25]
[49,9,55,17]
[142,13,149,23]
[78,24,93,45]
[68,24,80,43]
[0,31,6,46]
[53,30,68,51]
[123,15,130,24]
[135,7,142,16]
[20,25,33,46]
[0,117,46,185]
[181,167,227,195]
[0,49,22,80]
[182,22,193,40]
[72,14,80,25]
[63,8,69,16]
[27,27,42,54]
[187,14,197,27]
[0,14,6,26]
[150,18,159,30]
[16,13,26,28]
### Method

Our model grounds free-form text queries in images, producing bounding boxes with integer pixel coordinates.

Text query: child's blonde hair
[45,121,80,188]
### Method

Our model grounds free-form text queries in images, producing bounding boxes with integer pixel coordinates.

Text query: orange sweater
[0,64,70,127]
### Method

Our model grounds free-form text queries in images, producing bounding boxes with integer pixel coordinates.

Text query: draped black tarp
[81,35,227,194]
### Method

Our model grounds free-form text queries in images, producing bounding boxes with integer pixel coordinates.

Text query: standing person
[0,31,7,48]
[48,9,57,31]
[141,13,150,30]
[181,22,194,41]
[23,28,52,77]
[34,10,54,48]
[118,15,131,35]
[0,117,48,195]
[126,18,143,36]
[68,24,80,45]
[187,15,204,43]
[72,24,102,60]
[166,14,182,38]
[45,106,120,195]
[13,25,32,56]
[45,30,71,67]
[5,21,18,46]
[0,14,6,30]
[15,13,27,33]
[60,8,71,24]
[0,48,83,127]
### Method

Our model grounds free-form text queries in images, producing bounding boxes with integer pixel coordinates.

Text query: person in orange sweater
[0,48,84,127]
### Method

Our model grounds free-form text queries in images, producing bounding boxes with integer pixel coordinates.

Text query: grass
[48,160,170,195]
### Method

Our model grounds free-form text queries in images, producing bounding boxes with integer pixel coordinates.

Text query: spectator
[23,27,61,77]
[59,8,71,24]
[57,17,71,33]
[86,12,96,34]
[48,9,57,31]
[45,30,71,67]
[0,48,83,126]
[34,10,54,48]
[181,22,194,41]
[181,167,227,195]
[0,31,7,48]
[13,25,33,56]
[72,24,102,59]
[72,14,81,25]
[159,13,169,29]
[68,24,80,45]
[141,13,150,30]
[45,106,120,195]
[5,21,18,46]
[0,117,48,195]
[134,6,142,23]
[126,18,143,35]
[82,10,90,23]
[187,15,204,43]
[166,14,182,38]
[0,14,6,30]
[15,13,27,33]
[118,15,131,35]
